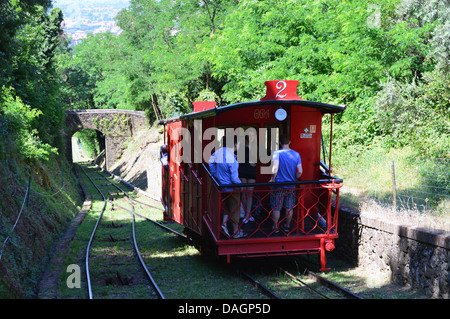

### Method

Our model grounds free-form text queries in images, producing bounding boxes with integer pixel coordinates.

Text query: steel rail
[112,200,165,299]
[109,196,186,240]
[240,271,281,299]
[304,268,363,299]
[133,210,187,241]
[281,267,363,299]
[95,164,163,203]
[95,171,186,240]
[82,164,166,299]
[128,196,165,212]
[95,171,165,212]
[281,268,329,299]
[79,165,107,299]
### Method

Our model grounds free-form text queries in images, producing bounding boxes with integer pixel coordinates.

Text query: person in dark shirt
[238,135,257,224]
[160,144,169,170]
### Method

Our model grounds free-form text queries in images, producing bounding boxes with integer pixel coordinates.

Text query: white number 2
[275,81,287,98]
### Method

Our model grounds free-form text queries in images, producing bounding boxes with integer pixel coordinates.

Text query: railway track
[237,265,363,299]
[78,163,361,300]
[79,164,164,299]
[94,165,272,299]
[79,164,266,299]
[281,267,362,299]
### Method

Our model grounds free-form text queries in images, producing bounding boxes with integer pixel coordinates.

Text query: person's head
[279,135,290,146]
[221,135,239,151]
[160,144,167,154]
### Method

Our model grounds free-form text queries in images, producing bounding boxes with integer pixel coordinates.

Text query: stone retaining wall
[336,208,449,299]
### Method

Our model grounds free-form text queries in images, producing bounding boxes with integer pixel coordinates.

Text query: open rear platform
[199,168,341,270]
[218,213,333,240]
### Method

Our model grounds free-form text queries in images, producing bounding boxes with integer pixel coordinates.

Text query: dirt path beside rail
[37,127,162,299]
[37,167,92,299]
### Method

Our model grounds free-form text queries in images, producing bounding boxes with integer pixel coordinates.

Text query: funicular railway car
[159,80,346,270]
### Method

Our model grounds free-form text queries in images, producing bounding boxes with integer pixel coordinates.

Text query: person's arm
[296,163,303,180]
[268,159,279,182]
[230,161,241,184]
[208,153,217,176]
[296,153,302,180]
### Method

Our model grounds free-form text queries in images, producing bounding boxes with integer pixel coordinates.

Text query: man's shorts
[222,192,241,217]
[270,189,297,211]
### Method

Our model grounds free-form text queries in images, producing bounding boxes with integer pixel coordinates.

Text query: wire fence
[372,157,450,216]
[0,178,31,261]
[0,163,65,263]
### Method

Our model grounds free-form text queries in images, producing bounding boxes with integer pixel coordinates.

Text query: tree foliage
[60,0,448,157]
[1,0,67,161]
[5,0,447,160]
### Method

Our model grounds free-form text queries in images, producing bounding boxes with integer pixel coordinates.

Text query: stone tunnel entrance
[71,129,106,165]
[65,109,147,169]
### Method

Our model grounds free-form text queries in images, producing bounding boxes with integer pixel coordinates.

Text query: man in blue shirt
[269,135,302,233]
[209,135,245,238]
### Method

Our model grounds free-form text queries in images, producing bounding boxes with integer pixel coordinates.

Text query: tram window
[216,126,257,149]
[236,126,258,164]
[216,128,225,147]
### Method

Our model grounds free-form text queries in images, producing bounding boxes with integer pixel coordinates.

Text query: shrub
[0,87,57,161]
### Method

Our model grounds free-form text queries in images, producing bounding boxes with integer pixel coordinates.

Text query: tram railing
[202,164,343,241]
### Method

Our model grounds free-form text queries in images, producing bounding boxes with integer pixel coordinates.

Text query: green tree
[114,0,237,117]
[0,87,57,160]
[58,0,449,158]
[1,1,67,158]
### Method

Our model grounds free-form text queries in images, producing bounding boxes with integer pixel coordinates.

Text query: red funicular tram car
[159,80,346,270]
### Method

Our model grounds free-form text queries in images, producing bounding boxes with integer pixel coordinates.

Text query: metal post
[391,160,397,211]
[328,114,334,175]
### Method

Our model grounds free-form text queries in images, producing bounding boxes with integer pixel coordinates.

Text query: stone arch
[65,109,147,168]
[71,128,106,163]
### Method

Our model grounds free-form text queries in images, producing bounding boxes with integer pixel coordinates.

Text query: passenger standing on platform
[160,144,169,170]
[209,135,245,239]
[268,136,302,233]
[238,135,257,224]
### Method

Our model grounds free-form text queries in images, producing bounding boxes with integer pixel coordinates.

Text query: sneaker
[233,230,246,239]
[243,216,255,224]
[221,224,230,237]
[281,224,291,233]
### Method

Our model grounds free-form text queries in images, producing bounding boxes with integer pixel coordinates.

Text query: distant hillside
[52,0,130,44]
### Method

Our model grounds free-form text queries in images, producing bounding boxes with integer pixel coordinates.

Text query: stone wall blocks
[338,209,449,299]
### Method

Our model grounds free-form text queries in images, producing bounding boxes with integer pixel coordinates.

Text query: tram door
[167,121,183,223]
[290,108,324,218]
[290,109,322,181]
